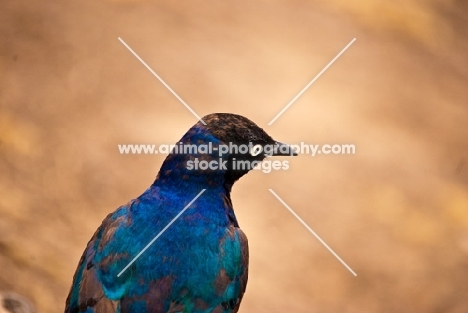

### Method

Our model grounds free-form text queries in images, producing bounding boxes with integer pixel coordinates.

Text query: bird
[65,113,296,313]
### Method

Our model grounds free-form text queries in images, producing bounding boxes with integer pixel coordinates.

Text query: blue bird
[65,113,296,313]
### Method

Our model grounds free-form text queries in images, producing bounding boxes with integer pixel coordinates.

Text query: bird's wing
[214,226,249,313]
[65,206,133,313]
[232,227,249,313]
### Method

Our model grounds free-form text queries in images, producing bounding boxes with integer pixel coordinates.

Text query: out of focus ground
[1,0,467,312]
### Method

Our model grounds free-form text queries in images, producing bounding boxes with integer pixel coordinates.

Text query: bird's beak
[271,141,298,156]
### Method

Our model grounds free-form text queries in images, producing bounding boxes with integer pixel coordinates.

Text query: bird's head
[155,113,296,192]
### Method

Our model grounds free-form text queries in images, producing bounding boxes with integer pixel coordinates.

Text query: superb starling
[65,113,296,313]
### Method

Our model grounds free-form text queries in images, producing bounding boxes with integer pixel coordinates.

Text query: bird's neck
[152,152,234,196]
[151,127,247,196]
[150,157,239,227]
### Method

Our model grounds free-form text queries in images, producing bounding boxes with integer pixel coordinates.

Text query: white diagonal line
[118,37,206,125]
[117,189,206,277]
[269,189,357,276]
[268,38,356,125]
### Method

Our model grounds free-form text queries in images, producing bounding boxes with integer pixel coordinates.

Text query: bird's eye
[250,144,262,156]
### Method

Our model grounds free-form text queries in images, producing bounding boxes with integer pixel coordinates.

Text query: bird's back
[65,186,248,313]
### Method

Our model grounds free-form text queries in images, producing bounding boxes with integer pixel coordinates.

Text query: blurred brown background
[1,0,467,312]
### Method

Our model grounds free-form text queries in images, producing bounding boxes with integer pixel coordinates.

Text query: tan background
[1,0,468,312]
